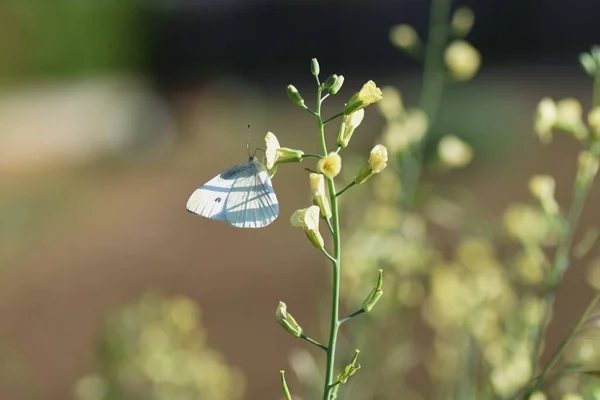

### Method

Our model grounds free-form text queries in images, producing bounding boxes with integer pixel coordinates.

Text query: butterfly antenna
[247,123,252,159]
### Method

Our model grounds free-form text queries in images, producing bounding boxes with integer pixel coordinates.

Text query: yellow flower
[377,86,404,119]
[534,97,557,143]
[317,152,342,179]
[290,205,324,248]
[389,24,419,50]
[382,109,428,154]
[556,98,588,140]
[451,7,475,36]
[577,150,600,189]
[354,145,388,184]
[529,175,559,215]
[344,81,383,115]
[309,173,331,219]
[589,106,600,138]
[438,135,473,168]
[528,392,547,400]
[368,144,388,172]
[444,40,481,81]
[275,301,303,338]
[337,109,364,148]
[264,131,304,175]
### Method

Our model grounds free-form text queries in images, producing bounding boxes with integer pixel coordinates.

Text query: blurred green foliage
[0,0,144,83]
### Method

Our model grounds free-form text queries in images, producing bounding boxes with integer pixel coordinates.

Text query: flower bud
[317,152,342,179]
[309,173,331,219]
[444,40,480,81]
[451,7,475,37]
[588,107,600,139]
[534,97,557,143]
[286,85,305,108]
[323,74,344,95]
[438,135,473,168]
[337,349,361,384]
[291,206,324,249]
[354,145,388,184]
[577,150,600,190]
[362,269,383,312]
[337,109,364,148]
[276,301,303,338]
[344,81,383,115]
[529,175,559,215]
[310,58,320,77]
[389,24,419,50]
[556,98,588,140]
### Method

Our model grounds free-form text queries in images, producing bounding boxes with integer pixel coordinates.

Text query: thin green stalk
[530,292,600,394]
[300,333,328,352]
[315,86,343,400]
[336,181,356,197]
[339,309,365,325]
[323,112,344,125]
[403,0,452,206]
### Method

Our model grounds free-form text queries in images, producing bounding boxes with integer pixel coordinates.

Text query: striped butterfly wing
[186,162,253,221]
[224,159,279,228]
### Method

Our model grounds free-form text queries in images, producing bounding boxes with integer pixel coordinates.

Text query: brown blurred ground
[0,68,599,400]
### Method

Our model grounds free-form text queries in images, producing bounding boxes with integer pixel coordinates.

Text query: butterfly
[186,156,279,228]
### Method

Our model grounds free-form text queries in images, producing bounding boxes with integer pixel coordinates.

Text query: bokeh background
[1,0,600,399]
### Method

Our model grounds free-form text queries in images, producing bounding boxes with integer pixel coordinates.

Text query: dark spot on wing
[215,197,222,203]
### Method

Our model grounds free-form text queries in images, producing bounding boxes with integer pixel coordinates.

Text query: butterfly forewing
[225,159,279,228]
[186,158,279,228]
[186,163,251,221]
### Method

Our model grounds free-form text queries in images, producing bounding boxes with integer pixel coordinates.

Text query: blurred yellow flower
[377,86,404,120]
[588,106,600,138]
[444,40,481,81]
[503,204,551,245]
[451,7,475,36]
[317,152,342,179]
[389,24,419,50]
[382,109,429,154]
[577,150,600,188]
[586,257,600,290]
[344,80,383,115]
[534,97,557,143]
[556,98,588,140]
[528,392,547,400]
[529,174,559,215]
[438,135,473,168]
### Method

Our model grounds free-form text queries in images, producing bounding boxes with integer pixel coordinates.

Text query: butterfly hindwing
[224,159,279,228]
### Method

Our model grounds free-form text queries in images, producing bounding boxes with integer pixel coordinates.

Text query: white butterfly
[186,156,279,228]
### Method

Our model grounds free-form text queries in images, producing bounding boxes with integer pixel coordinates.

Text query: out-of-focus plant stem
[402,0,452,206]
[525,72,600,398]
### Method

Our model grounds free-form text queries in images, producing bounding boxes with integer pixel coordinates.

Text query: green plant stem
[323,112,344,125]
[316,86,342,400]
[280,370,292,400]
[403,0,452,206]
[303,153,323,159]
[336,181,356,197]
[300,333,328,352]
[339,309,365,325]
[529,292,600,394]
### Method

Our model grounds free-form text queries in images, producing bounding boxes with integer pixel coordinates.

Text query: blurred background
[1,0,600,399]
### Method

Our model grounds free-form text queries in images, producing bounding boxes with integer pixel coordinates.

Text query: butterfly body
[186,157,279,228]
